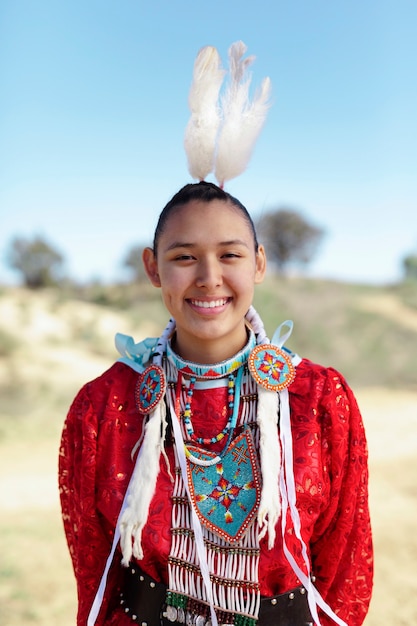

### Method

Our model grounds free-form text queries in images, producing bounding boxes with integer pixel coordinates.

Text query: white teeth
[192,299,227,308]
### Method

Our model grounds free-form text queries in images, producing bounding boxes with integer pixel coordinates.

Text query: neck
[172,329,249,365]
[167,329,256,380]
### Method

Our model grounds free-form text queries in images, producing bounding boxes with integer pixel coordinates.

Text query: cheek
[229,264,257,288]
[159,287,178,317]
[230,273,256,303]
[159,267,189,297]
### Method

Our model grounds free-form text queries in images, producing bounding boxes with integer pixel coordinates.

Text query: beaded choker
[166,330,256,379]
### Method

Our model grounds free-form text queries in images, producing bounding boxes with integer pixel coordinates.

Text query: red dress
[59,358,373,626]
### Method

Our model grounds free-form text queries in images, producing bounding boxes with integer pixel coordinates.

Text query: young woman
[59,182,373,626]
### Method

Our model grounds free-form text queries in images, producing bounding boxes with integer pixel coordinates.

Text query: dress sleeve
[311,368,373,626]
[58,383,121,625]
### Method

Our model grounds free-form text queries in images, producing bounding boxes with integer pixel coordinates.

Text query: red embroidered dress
[59,358,373,626]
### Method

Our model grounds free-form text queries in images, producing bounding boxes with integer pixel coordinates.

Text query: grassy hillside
[1,275,415,454]
[254,277,417,389]
[0,278,416,625]
[1,277,416,407]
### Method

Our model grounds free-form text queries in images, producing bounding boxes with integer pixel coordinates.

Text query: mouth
[188,297,230,309]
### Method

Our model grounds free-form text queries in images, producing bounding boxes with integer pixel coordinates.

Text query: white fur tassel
[119,400,167,565]
[184,46,225,181]
[256,384,281,549]
[214,41,271,186]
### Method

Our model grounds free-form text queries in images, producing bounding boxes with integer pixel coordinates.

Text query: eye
[174,254,195,261]
[221,252,242,259]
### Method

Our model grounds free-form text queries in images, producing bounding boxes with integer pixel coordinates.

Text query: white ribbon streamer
[278,387,348,626]
[87,489,127,625]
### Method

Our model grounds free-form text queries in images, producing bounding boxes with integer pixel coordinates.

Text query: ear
[254,244,267,284]
[142,247,161,287]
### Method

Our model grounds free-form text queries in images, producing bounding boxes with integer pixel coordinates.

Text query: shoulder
[85,360,139,394]
[290,357,360,415]
[290,357,349,396]
[67,361,140,426]
[290,357,364,432]
[80,360,138,398]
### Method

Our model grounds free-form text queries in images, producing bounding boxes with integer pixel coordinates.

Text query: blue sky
[1,0,416,285]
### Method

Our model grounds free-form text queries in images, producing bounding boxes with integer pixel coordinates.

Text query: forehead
[160,199,253,241]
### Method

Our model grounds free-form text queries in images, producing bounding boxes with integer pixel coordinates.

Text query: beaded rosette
[248,344,295,392]
[135,364,166,413]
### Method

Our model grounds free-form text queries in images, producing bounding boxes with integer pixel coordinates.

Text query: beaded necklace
[168,331,254,467]
[175,366,244,467]
[181,373,235,445]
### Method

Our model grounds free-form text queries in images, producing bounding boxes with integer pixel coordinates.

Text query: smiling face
[143,199,266,363]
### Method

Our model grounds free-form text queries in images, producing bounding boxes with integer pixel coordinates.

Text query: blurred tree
[403,253,417,280]
[257,208,325,274]
[6,235,65,288]
[123,244,147,282]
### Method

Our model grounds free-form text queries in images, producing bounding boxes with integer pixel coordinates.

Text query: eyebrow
[164,239,250,252]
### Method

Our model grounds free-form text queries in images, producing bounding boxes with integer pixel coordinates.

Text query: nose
[195,256,223,289]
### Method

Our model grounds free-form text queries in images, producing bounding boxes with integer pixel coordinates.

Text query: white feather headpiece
[184,46,225,181]
[184,41,272,187]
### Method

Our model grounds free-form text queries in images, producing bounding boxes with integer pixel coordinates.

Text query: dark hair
[152,181,259,254]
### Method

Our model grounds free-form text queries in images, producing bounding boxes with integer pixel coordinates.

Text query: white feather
[119,401,167,565]
[184,46,225,180]
[215,41,271,186]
